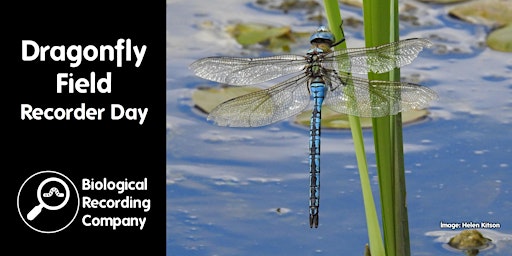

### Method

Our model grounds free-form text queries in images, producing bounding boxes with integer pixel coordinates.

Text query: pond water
[167,0,512,255]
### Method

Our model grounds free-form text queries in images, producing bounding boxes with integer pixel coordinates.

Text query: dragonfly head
[310,26,335,46]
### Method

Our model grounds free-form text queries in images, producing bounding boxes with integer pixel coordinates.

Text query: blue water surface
[167,0,512,255]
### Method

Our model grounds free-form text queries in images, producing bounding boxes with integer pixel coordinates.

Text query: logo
[17,170,80,233]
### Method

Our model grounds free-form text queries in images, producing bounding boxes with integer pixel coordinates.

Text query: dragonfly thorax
[306,48,329,78]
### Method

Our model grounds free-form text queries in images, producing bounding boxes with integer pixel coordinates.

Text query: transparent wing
[323,73,438,117]
[189,55,307,85]
[208,74,311,127]
[323,38,432,74]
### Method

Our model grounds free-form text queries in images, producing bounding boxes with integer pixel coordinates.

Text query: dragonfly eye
[310,38,334,46]
[310,26,335,45]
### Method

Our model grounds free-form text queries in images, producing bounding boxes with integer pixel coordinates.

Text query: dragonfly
[189,26,437,228]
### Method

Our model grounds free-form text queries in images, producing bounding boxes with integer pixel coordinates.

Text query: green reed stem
[323,1,385,255]
[362,0,411,255]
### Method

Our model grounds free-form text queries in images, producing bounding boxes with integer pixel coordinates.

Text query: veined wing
[323,38,432,74]
[323,73,438,117]
[189,55,306,86]
[208,74,311,127]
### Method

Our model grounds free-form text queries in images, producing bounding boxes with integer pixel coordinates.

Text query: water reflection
[167,0,512,255]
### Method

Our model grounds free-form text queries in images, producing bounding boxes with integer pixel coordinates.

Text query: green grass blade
[362,0,411,255]
[322,1,385,255]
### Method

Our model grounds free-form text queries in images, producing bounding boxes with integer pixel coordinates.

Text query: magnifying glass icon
[27,177,70,221]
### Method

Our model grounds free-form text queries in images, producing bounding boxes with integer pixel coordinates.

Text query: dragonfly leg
[330,22,346,47]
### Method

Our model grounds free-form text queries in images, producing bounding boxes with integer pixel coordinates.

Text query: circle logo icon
[17,171,80,233]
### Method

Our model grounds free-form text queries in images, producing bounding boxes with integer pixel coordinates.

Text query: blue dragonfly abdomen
[309,78,326,228]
